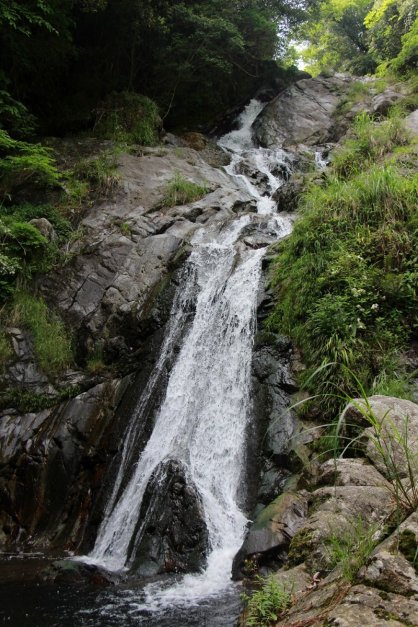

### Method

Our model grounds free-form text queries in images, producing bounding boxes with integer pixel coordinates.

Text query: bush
[159,171,209,207]
[93,92,161,145]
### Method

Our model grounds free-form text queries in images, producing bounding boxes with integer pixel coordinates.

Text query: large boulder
[233,491,308,577]
[342,396,418,483]
[358,511,418,596]
[128,459,209,576]
[253,75,352,150]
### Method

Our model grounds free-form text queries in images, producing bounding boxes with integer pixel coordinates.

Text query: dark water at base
[0,557,243,627]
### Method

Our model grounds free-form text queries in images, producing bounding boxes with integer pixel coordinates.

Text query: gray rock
[405,109,418,135]
[342,396,418,482]
[40,144,255,367]
[233,491,308,577]
[359,511,418,596]
[316,458,391,489]
[327,584,418,626]
[371,90,404,115]
[0,377,132,549]
[130,459,209,576]
[271,177,303,212]
[288,485,393,571]
[254,75,352,149]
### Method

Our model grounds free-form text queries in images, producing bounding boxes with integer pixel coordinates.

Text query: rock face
[130,460,209,576]
[343,395,418,483]
[0,378,132,549]
[39,146,255,375]
[253,75,353,150]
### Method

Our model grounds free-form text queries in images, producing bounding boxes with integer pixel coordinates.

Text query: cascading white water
[83,97,295,609]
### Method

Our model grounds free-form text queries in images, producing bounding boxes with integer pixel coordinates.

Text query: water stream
[76,99,295,619]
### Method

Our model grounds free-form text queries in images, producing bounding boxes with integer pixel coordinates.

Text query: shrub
[159,171,209,207]
[93,91,161,145]
[332,113,409,178]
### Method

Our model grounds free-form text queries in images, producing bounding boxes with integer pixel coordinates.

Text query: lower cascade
[80,98,294,607]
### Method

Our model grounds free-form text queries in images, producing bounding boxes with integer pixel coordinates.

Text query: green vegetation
[0,385,81,414]
[9,291,73,376]
[0,0,309,137]
[0,130,60,201]
[399,529,418,572]
[0,202,73,302]
[299,0,418,76]
[94,92,161,145]
[267,105,417,417]
[86,345,106,375]
[65,150,120,206]
[0,330,12,373]
[159,172,209,207]
[326,517,380,581]
[242,575,292,626]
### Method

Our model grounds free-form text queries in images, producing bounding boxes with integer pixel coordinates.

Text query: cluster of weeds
[326,516,380,581]
[63,148,120,214]
[0,385,81,413]
[241,575,292,626]
[86,344,106,375]
[159,171,209,208]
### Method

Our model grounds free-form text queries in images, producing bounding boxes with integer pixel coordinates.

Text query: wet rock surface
[131,460,209,577]
[0,378,133,549]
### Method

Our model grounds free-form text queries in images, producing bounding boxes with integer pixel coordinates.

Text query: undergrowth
[93,91,161,145]
[326,516,380,581]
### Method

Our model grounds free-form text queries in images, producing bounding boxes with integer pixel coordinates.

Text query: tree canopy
[299,0,418,75]
[0,0,311,136]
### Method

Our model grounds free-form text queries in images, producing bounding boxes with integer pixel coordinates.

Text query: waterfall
[82,98,295,608]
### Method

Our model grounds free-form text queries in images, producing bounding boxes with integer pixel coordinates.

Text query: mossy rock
[399,529,418,573]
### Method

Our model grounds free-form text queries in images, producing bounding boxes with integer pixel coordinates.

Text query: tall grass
[326,516,380,581]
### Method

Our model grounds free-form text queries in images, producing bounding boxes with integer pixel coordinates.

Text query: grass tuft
[10,291,73,376]
[159,171,209,207]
